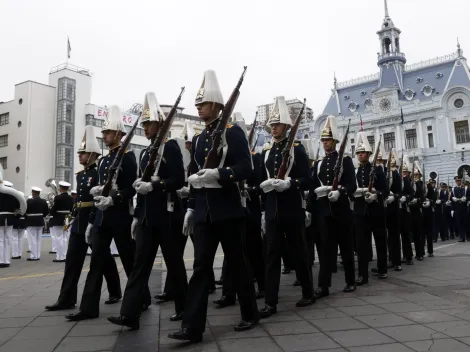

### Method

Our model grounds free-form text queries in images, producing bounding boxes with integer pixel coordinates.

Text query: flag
[359,115,363,131]
[67,37,72,59]
[400,107,404,124]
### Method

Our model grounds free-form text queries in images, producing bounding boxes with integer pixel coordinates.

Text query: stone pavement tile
[28,315,73,326]
[377,302,428,313]
[0,337,62,352]
[13,325,73,339]
[113,325,159,352]
[326,297,368,307]
[206,305,241,316]
[377,324,447,342]
[348,343,414,352]
[395,292,442,302]
[425,320,470,338]
[326,328,394,347]
[457,337,470,345]
[337,304,388,316]
[68,323,122,337]
[0,308,43,318]
[263,320,319,335]
[159,342,220,352]
[356,313,414,328]
[296,307,347,320]
[75,317,116,325]
[405,338,470,352]
[160,317,183,331]
[310,316,367,332]
[419,299,468,310]
[273,333,340,351]
[0,327,21,342]
[257,311,303,323]
[54,336,118,352]
[304,349,347,352]
[0,317,34,328]
[360,295,406,304]
[399,310,460,324]
[438,308,470,320]
[219,337,282,352]
[211,325,268,340]
[207,315,240,327]
[283,301,329,310]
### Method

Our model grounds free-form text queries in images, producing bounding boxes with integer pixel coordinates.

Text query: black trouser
[354,213,387,280]
[246,213,265,292]
[163,228,190,296]
[400,209,414,261]
[58,231,121,306]
[305,224,316,266]
[121,222,188,319]
[423,209,434,254]
[386,204,401,266]
[280,233,293,270]
[264,216,313,306]
[410,208,425,258]
[446,209,455,238]
[455,210,467,241]
[79,222,136,315]
[182,218,258,334]
[318,214,355,288]
[435,208,448,240]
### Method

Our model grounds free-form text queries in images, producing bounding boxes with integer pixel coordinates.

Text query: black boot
[355,276,368,286]
[313,287,329,299]
[107,315,140,330]
[168,328,203,343]
[259,304,277,318]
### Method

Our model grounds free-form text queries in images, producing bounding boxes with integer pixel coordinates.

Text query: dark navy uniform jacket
[353,161,387,216]
[49,192,74,227]
[26,196,49,227]
[385,168,402,214]
[261,139,310,222]
[187,122,252,225]
[451,186,469,216]
[134,139,185,226]
[93,146,137,228]
[13,214,26,229]
[409,180,424,213]
[0,193,20,226]
[246,153,263,219]
[311,151,357,217]
[71,162,98,235]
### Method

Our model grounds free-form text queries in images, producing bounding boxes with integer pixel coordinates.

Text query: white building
[257,98,314,126]
[0,62,201,193]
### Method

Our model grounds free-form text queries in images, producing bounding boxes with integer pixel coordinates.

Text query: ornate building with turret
[303,0,470,183]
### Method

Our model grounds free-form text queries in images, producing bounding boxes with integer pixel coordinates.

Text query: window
[367,136,375,152]
[65,125,72,144]
[383,132,395,152]
[455,120,470,144]
[428,133,434,148]
[455,98,464,109]
[427,125,432,131]
[405,129,417,149]
[0,157,7,169]
[64,148,72,167]
[64,170,72,184]
[0,113,9,126]
[17,121,22,127]
[16,144,20,151]
[0,135,8,147]
[351,146,355,155]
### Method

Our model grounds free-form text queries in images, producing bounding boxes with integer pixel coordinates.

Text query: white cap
[181,120,196,142]
[402,155,411,172]
[390,149,398,167]
[78,125,102,155]
[141,92,166,125]
[320,115,340,143]
[266,96,292,131]
[59,181,71,188]
[71,190,77,194]
[413,160,423,175]
[102,105,126,135]
[3,180,13,187]
[195,70,224,106]
[355,132,372,154]
[231,112,248,139]
[32,186,42,192]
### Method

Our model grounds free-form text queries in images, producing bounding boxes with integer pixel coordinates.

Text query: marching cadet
[408,161,425,261]
[384,150,403,271]
[258,97,314,318]
[45,126,121,311]
[451,175,469,242]
[398,155,415,265]
[435,182,449,241]
[446,185,456,239]
[312,116,357,298]
[7,181,26,260]
[0,174,26,268]
[423,179,436,257]
[108,92,188,330]
[169,70,259,343]
[26,187,49,261]
[49,181,74,262]
[352,133,388,285]
[66,106,137,321]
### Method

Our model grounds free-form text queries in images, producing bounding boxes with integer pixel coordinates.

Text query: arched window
[395,38,400,52]
[384,38,391,53]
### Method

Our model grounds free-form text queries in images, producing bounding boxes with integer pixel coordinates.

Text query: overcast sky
[0,0,468,122]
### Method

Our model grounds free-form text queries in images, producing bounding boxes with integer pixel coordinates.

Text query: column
[416,120,425,149]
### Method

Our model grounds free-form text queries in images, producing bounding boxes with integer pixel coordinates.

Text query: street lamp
[461,147,465,163]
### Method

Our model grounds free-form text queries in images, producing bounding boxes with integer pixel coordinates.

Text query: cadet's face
[270,123,287,139]
[322,139,336,153]
[403,171,410,178]
[357,151,369,163]
[78,152,91,166]
[102,130,119,146]
[456,179,462,186]
[142,121,159,139]
[185,141,191,151]
[196,102,218,122]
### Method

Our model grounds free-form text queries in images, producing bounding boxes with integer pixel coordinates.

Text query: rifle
[315,142,321,161]
[101,115,141,197]
[204,66,247,169]
[247,112,258,151]
[277,99,306,179]
[368,136,382,192]
[332,119,351,191]
[386,149,392,190]
[422,163,427,198]
[411,153,416,192]
[141,87,185,182]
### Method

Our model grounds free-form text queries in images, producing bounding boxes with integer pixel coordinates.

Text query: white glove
[461,196,467,202]
[131,218,139,240]
[90,186,104,197]
[182,209,194,236]
[305,211,312,228]
[133,180,154,195]
[328,190,341,203]
[451,210,455,217]
[94,196,114,211]
[197,169,221,189]
[446,200,452,206]
[85,223,93,244]
[386,196,395,205]
[436,199,442,205]
[423,200,431,208]
[452,197,458,202]
[400,196,407,204]
[260,179,275,193]
[365,192,378,204]
[176,186,190,199]
[409,198,418,205]
[261,211,266,235]
[273,179,291,193]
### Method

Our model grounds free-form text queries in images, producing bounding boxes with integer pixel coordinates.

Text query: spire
[333,71,338,89]
[384,0,389,18]
[457,37,464,58]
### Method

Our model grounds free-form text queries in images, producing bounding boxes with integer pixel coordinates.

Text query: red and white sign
[94,106,139,126]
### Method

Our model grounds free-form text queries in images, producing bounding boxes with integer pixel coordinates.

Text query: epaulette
[263,145,272,151]
[75,169,83,175]
[226,124,233,128]
[294,142,300,147]
[125,148,131,153]
[194,132,201,137]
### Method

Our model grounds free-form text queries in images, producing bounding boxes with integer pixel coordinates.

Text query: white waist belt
[0,212,14,215]
[27,213,44,216]
[314,186,332,198]
[56,211,71,214]
[353,188,376,198]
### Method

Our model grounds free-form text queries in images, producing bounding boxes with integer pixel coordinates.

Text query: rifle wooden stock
[368,136,382,192]
[386,150,392,190]
[248,112,258,151]
[204,66,247,169]
[141,87,186,182]
[332,119,351,191]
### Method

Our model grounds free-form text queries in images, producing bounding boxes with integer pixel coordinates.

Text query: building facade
[308,0,470,183]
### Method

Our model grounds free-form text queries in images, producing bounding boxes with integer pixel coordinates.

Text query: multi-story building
[257,98,314,126]
[309,0,470,182]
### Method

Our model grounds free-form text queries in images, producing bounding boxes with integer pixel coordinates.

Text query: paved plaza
[2,238,470,351]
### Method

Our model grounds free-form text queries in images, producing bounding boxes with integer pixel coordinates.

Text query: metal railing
[49,63,91,76]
